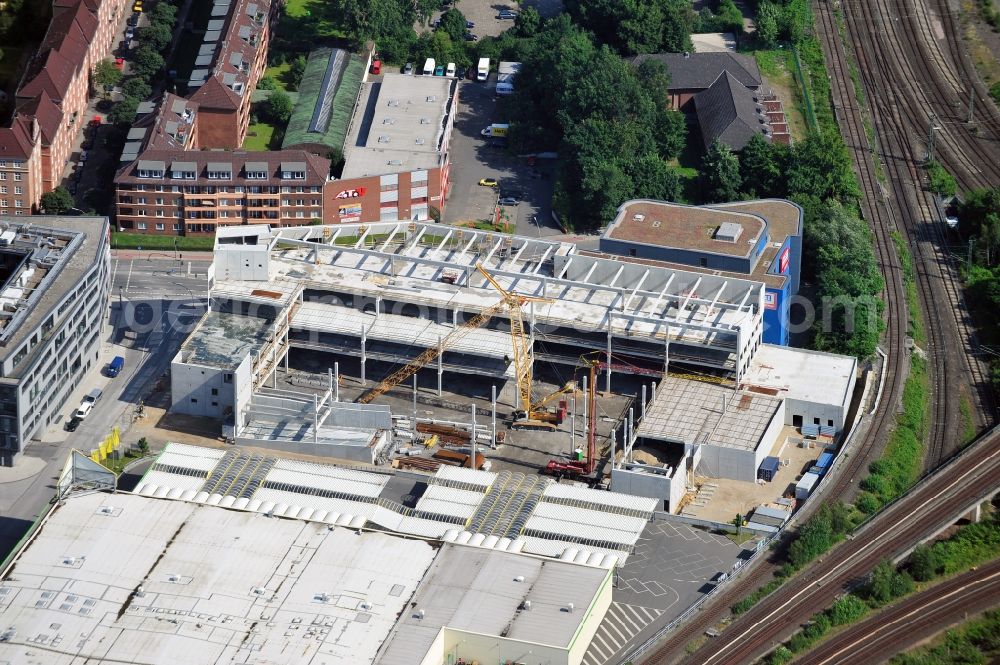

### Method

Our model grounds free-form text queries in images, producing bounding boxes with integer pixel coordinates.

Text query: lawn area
[112,232,214,251]
[265,61,291,91]
[273,0,349,45]
[244,122,278,151]
[751,48,808,140]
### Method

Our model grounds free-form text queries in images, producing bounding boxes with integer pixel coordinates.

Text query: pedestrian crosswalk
[581,602,663,665]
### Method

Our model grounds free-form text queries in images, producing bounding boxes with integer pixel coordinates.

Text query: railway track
[673,425,1000,664]
[839,0,997,465]
[629,1,998,660]
[794,556,1000,665]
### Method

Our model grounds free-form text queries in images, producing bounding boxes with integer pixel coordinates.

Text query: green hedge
[111,232,214,251]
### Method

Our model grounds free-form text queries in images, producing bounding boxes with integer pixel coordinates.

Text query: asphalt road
[0,254,208,563]
[794,556,1000,665]
[112,253,212,301]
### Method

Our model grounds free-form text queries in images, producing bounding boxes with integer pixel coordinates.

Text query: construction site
[166,220,858,517]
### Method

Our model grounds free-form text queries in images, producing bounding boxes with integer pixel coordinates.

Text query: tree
[138,22,172,51]
[862,561,914,605]
[827,595,868,626]
[627,154,682,201]
[438,8,467,43]
[131,44,165,79]
[514,6,541,37]
[787,130,860,202]
[287,55,307,92]
[257,75,278,90]
[701,139,741,202]
[264,89,293,124]
[136,437,150,454]
[415,0,442,23]
[92,59,123,96]
[150,1,178,28]
[40,187,74,214]
[756,1,781,48]
[740,133,785,197]
[122,77,152,100]
[108,96,140,127]
[907,544,939,582]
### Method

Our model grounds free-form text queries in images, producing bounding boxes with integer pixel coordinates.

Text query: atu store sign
[335,187,366,199]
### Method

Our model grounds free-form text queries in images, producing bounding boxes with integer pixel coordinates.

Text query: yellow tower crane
[358,264,572,427]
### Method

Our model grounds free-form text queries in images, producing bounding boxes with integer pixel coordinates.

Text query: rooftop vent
[382,117,395,125]
[377,136,391,143]
[420,118,430,124]
[632,213,645,222]
[651,220,661,228]
[387,99,400,107]
[714,222,743,243]
[388,159,403,166]
[415,138,425,145]
[425,96,436,102]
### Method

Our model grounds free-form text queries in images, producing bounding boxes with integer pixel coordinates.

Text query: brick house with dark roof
[187,0,276,149]
[632,51,791,150]
[114,149,331,236]
[0,0,131,213]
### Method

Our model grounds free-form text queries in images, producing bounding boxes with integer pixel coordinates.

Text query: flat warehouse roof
[342,74,455,178]
[0,492,437,665]
[745,344,857,407]
[375,545,610,664]
[606,200,767,257]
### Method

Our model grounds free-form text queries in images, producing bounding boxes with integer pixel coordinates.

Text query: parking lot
[444,79,562,237]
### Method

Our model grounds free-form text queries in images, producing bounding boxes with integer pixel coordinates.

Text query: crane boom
[357,299,508,404]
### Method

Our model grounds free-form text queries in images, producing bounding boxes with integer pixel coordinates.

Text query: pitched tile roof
[0,123,35,159]
[633,52,762,91]
[694,72,772,151]
[189,75,240,110]
[17,48,76,103]
[17,92,64,145]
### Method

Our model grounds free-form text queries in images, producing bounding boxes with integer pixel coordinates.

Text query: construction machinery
[358,264,570,427]
[542,359,599,480]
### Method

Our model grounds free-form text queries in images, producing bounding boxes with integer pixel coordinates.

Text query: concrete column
[628,407,634,463]
[664,334,670,376]
[437,335,443,396]
[969,503,983,523]
[470,403,477,470]
[641,384,646,421]
[651,381,656,404]
[491,385,497,449]
[313,394,319,444]
[582,374,588,438]
[271,340,277,388]
[606,324,613,394]
[360,324,367,386]
[413,373,418,427]
[375,295,382,318]
[328,368,334,399]
[334,362,340,402]
[611,430,617,468]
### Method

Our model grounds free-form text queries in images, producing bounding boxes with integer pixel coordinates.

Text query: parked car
[478,178,499,187]
[497,10,518,19]
[74,401,93,420]
[466,20,475,28]
[431,18,441,27]
[114,57,125,69]
[64,416,80,432]
[498,197,519,206]
[464,33,478,41]
[80,150,89,162]
[403,62,413,74]
[107,356,125,377]
[457,66,467,79]
[370,59,381,75]
[125,27,135,40]
[434,64,444,76]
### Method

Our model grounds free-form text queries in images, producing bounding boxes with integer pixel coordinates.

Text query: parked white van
[423,58,435,76]
[446,62,456,77]
[75,402,93,420]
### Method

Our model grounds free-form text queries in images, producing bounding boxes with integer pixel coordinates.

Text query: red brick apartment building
[187,0,276,149]
[0,0,131,213]
[114,150,330,235]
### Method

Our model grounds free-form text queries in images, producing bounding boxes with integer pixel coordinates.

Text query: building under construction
[172,222,856,493]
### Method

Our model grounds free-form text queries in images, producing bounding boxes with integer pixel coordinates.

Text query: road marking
[125,259,134,293]
[581,602,664,665]
[698,445,1000,664]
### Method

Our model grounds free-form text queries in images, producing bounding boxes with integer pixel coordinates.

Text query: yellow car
[133,2,143,11]
[478,177,499,187]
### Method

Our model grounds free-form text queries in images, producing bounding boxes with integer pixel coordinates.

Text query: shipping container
[758,456,780,482]
[816,452,834,469]
[795,472,820,500]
